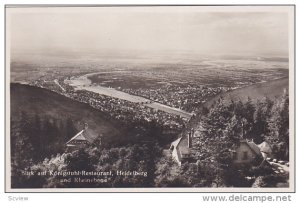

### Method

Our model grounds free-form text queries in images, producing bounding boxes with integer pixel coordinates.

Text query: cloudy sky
[8,6,292,57]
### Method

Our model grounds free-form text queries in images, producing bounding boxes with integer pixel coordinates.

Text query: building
[232,140,263,166]
[66,123,93,149]
[169,128,267,167]
[257,141,273,159]
[169,129,194,166]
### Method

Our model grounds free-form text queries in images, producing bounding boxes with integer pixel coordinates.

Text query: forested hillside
[11,84,289,188]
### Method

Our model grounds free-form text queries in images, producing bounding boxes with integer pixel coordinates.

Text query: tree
[65,118,77,141]
[267,90,289,160]
[194,98,238,187]
[252,97,273,143]
[224,115,242,146]
[11,111,35,188]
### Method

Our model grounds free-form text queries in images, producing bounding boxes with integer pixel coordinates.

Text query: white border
[1,1,297,198]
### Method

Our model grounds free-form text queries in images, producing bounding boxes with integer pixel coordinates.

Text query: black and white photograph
[5,5,295,192]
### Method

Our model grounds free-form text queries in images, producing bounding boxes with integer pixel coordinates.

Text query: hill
[204,77,289,108]
[10,83,124,145]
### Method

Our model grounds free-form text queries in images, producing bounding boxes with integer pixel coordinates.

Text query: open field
[87,62,288,89]
[10,54,288,87]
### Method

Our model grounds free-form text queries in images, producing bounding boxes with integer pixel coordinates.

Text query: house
[66,123,95,149]
[257,141,273,159]
[232,140,263,166]
[66,130,89,148]
[169,130,194,166]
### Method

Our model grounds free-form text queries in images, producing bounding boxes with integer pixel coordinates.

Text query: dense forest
[201,88,289,161]
[11,89,289,188]
[155,89,289,188]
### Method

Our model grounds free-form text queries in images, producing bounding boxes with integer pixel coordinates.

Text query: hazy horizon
[8,7,291,58]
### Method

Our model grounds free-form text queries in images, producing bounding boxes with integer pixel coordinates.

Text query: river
[66,73,193,119]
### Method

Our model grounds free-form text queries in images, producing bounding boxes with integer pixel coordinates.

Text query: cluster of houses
[169,130,274,167]
[66,122,287,177]
[122,84,230,113]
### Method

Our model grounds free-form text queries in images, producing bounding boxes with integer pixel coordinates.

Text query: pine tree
[252,97,273,143]
[65,118,77,141]
[11,111,35,188]
[268,89,289,160]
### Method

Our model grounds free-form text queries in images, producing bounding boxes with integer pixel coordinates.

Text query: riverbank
[66,73,193,119]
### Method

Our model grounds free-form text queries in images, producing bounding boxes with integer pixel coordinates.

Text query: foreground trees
[11,115,77,188]
[155,90,289,187]
[202,90,289,161]
[12,142,161,188]
[11,89,289,188]
[267,90,289,160]
[213,91,288,186]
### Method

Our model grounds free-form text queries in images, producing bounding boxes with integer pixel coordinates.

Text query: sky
[8,7,291,57]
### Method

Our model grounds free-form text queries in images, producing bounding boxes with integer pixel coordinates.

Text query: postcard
[5,5,295,192]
